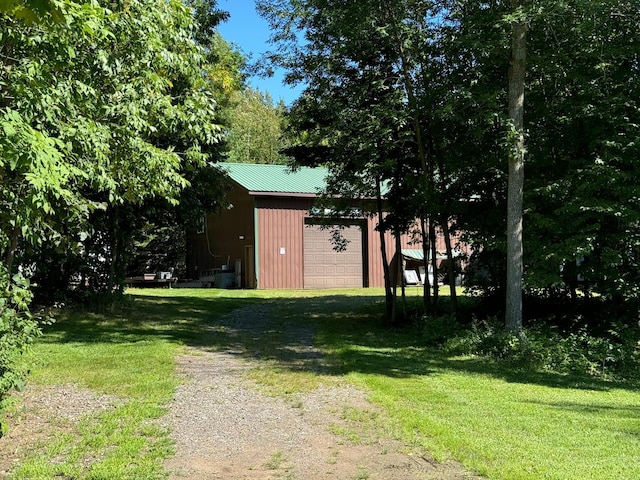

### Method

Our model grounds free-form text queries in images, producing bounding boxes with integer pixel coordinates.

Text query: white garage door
[304,224,363,289]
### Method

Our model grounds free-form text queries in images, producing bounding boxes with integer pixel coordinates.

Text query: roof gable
[217,162,328,196]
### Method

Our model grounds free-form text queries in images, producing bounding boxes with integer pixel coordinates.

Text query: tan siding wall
[303,222,364,288]
[256,197,313,289]
[366,215,385,288]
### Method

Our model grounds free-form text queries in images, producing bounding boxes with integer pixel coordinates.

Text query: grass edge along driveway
[5,288,640,480]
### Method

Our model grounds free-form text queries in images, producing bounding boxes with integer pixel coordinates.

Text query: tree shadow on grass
[259,295,640,394]
[42,290,639,394]
[526,399,640,418]
[40,294,261,347]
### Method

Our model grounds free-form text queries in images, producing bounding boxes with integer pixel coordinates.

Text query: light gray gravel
[160,304,481,480]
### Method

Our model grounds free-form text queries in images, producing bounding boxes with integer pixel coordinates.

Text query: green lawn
[4,288,640,479]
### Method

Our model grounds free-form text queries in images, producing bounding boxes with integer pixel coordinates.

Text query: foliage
[190,0,245,103]
[1,0,242,299]
[523,1,640,313]
[258,0,640,327]
[224,88,290,164]
[0,0,63,22]
[0,266,42,406]
[440,315,640,381]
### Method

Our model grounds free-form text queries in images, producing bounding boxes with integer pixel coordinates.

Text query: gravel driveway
[0,302,481,480]
[160,304,481,480]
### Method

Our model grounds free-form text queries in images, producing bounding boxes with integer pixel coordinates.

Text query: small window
[196,216,205,234]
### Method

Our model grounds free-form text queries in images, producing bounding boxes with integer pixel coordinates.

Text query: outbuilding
[186,163,451,289]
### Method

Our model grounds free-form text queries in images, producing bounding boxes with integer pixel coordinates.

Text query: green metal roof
[401,249,426,261]
[401,249,453,261]
[217,162,328,195]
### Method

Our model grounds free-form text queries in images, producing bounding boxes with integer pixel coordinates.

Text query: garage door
[304,224,363,289]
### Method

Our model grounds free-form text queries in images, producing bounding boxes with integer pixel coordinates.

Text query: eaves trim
[247,191,319,198]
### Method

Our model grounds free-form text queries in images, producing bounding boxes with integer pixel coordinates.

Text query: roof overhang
[248,191,319,198]
[401,249,449,261]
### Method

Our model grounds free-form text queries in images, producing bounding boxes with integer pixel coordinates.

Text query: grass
[5,289,260,479]
[245,365,332,395]
[304,296,640,480]
[263,450,287,470]
[3,287,640,479]
[350,364,640,479]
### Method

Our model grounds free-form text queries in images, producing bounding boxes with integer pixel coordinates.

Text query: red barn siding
[186,182,469,290]
[366,217,465,288]
[186,185,255,283]
[256,197,312,289]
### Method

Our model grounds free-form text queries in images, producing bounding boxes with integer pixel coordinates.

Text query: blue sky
[216,0,304,105]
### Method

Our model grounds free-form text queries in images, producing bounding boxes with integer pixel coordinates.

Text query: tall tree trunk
[376,177,394,321]
[506,2,527,333]
[4,226,20,275]
[441,217,458,316]
[431,132,458,316]
[107,207,119,293]
[114,211,127,293]
[390,258,398,326]
[383,3,436,294]
[395,227,406,324]
[390,227,400,326]
[3,179,24,274]
[429,220,439,304]
[420,217,431,312]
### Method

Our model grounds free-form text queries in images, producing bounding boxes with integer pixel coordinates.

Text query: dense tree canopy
[224,88,290,165]
[1,0,224,267]
[0,0,240,396]
[258,0,640,325]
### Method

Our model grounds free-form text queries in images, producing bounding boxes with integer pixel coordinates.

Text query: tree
[3,0,235,291]
[224,88,290,164]
[0,0,265,407]
[505,0,527,333]
[260,0,491,321]
[522,1,640,314]
[1,0,232,395]
[259,0,433,322]
[452,0,640,325]
[259,0,640,330]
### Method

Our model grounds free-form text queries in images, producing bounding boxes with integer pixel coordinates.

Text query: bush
[0,267,43,403]
[422,314,467,346]
[440,316,640,381]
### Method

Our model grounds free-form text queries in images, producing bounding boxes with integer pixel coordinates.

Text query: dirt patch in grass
[0,384,121,477]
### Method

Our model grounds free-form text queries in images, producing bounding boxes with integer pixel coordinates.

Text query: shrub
[422,314,463,346]
[440,316,640,381]
[0,267,43,403]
